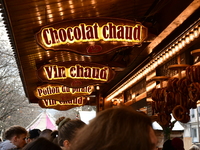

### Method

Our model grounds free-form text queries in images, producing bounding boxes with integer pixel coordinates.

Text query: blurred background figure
[56,117,86,150]
[70,106,158,150]
[39,129,52,141]
[22,137,62,150]
[26,129,41,143]
[171,137,184,150]
[50,130,59,145]
[162,139,174,150]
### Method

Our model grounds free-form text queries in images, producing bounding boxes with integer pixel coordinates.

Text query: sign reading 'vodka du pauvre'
[34,84,94,101]
[38,97,87,111]
[35,18,148,55]
[37,62,115,87]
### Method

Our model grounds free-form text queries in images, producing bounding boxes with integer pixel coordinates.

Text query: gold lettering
[41,22,145,47]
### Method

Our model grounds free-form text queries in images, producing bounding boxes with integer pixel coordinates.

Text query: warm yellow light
[40,23,146,48]
[46,51,50,57]
[35,85,94,97]
[106,23,199,101]
[156,58,160,65]
[42,64,109,81]
[38,21,42,25]
[144,69,148,75]
[146,98,153,102]
[91,0,96,5]
[162,54,166,62]
[193,29,199,38]
[38,52,43,60]
[146,82,156,92]
[165,52,169,59]
[178,41,183,49]
[189,32,195,41]
[172,47,176,54]
[69,0,73,5]
[185,35,190,44]
[96,85,100,90]
[169,50,173,57]
[49,18,54,22]
[42,98,84,107]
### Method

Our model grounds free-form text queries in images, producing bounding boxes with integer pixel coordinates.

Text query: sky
[0,13,9,42]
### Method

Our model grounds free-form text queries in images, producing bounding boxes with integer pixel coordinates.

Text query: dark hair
[70,106,154,150]
[4,125,27,140]
[56,117,85,146]
[22,137,62,150]
[50,130,58,145]
[39,129,52,140]
[171,137,184,150]
[163,139,175,150]
[28,129,41,139]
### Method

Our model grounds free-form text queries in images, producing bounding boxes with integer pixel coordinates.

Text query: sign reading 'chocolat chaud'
[35,18,148,55]
[37,62,115,87]
[38,97,87,111]
[34,84,93,101]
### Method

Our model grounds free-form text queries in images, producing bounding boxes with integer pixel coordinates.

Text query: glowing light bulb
[185,35,190,44]
[96,85,100,90]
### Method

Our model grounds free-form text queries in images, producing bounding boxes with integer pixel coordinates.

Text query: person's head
[27,129,41,143]
[163,139,174,150]
[56,117,86,150]
[4,125,27,149]
[39,129,52,141]
[70,106,158,150]
[22,137,62,150]
[189,144,200,150]
[50,130,59,145]
[171,138,184,150]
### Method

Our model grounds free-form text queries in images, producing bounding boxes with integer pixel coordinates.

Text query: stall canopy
[26,111,57,131]
[0,0,199,109]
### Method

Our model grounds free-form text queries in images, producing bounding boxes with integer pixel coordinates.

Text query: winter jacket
[0,140,18,150]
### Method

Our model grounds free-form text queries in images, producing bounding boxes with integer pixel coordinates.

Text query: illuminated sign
[37,62,115,87]
[38,97,87,111]
[34,84,94,101]
[35,18,148,55]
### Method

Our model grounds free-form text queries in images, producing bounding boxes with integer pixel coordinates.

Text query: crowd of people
[0,106,198,150]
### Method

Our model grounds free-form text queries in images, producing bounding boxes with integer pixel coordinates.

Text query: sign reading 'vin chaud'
[35,18,148,55]
[38,97,87,111]
[37,62,115,87]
